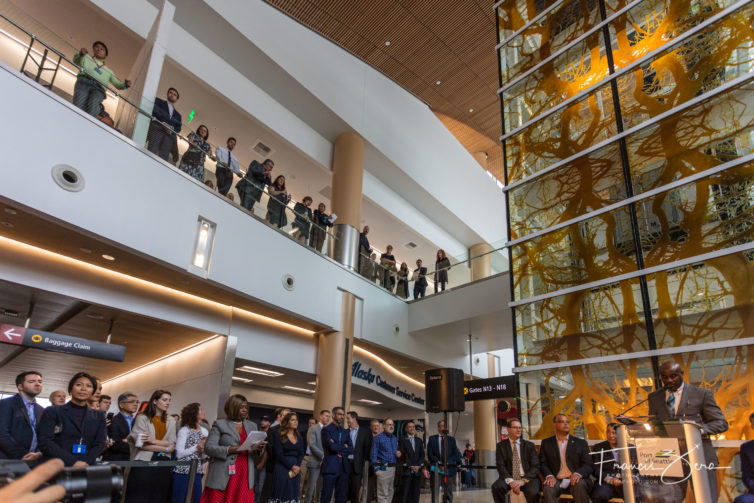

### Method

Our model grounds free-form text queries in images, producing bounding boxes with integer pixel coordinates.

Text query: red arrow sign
[0,324,25,345]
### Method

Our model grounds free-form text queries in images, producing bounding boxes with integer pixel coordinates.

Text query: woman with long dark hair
[396,262,410,299]
[173,403,208,503]
[179,124,215,182]
[434,249,451,293]
[126,389,176,503]
[270,412,305,503]
[267,175,290,228]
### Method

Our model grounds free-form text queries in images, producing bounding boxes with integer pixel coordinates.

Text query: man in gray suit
[648,361,728,502]
[305,409,331,503]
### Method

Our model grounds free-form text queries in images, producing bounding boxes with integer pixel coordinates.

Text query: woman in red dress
[201,395,264,502]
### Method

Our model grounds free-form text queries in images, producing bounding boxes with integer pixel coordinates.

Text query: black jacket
[0,394,44,459]
[103,412,132,461]
[399,435,425,474]
[495,438,539,481]
[349,426,372,475]
[37,402,107,466]
[539,435,594,481]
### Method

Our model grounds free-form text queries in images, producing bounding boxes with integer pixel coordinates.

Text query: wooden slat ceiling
[264,0,505,181]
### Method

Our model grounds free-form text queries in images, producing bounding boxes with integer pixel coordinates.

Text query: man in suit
[259,406,291,502]
[0,371,45,461]
[591,422,640,503]
[305,409,331,503]
[413,260,428,299]
[321,406,352,503]
[648,361,728,502]
[399,420,425,503]
[735,412,754,503]
[147,87,182,161]
[346,411,372,503]
[492,418,540,503]
[427,419,462,503]
[103,392,138,461]
[539,414,593,503]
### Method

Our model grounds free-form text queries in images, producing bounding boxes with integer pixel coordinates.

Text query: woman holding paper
[270,412,305,503]
[201,394,264,503]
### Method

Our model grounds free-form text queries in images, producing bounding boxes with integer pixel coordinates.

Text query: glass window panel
[627,82,754,192]
[499,0,606,82]
[512,207,638,299]
[637,161,754,266]
[515,277,649,367]
[503,32,607,135]
[508,142,627,239]
[497,0,561,43]
[615,2,754,130]
[647,249,754,348]
[517,358,655,439]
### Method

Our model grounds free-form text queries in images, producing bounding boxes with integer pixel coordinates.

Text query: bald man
[648,361,728,502]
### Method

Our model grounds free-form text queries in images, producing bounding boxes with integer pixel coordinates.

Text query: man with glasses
[492,419,540,502]
[0,371,44,461]
[103,392,138,461]
[371,418,401,503]
[539,414,593,503]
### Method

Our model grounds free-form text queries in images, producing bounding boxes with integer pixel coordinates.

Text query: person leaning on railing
[434,249,451,293]
[179,125,215,183]
[72,41,131,117]
[292,196,314,243]
[395,262,410,299]
[267,175,290,228]
[310,203,333,252]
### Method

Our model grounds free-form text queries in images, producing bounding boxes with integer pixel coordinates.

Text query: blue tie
[667,393,675,413]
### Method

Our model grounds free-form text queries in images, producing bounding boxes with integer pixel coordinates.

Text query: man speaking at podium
[648,361,728,502]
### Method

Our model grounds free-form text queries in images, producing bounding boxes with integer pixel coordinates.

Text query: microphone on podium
[615,386,666,425]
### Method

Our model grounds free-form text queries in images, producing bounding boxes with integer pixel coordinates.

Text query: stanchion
[185,458,199,503]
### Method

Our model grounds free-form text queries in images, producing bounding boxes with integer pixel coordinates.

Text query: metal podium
[615,419,714,503]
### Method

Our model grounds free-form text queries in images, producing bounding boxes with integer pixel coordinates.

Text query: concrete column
[114,0,175,141]
[328,133,365,270]
[313,292,355,414]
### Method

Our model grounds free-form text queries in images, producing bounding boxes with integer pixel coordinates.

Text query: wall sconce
[190,217,216,276]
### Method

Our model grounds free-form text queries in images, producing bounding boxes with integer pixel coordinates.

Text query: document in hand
[329,213,337,223]
[238,431,268,451]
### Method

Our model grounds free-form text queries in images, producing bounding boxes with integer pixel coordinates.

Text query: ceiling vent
[252,140,274,157]
[1,308,20,318]
[405,241,418,249]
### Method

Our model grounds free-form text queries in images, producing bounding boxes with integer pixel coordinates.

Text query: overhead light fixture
[435,80,441,85]
[101,254,115,261]
[385,41,391,46]
[232,376,253,383]
[358,399,382,405]
[86,313,105,320]
[237,366,284,377]
[3,208,17,215]
[308,381,317,386]
[283,385,315,394]
[1,221,14,228]
[79,247,92,254]
[469,108,474,112]
[190,217,217,274]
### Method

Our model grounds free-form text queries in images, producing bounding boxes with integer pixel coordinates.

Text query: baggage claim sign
[351,351,425,409]
[1,324,126,361]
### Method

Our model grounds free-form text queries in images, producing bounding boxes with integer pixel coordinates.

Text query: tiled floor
[419,488,492,502]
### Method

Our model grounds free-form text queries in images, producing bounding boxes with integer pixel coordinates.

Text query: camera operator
[0,458,65,502]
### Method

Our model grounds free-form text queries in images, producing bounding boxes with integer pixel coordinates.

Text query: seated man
[539,414,593,503]
[591,422,640,503]
[491,419,540,502]
[735,412,754,503]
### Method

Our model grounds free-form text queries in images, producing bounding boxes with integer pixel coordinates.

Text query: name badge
[72,444,87,454]
[94,67,102,74]
[228,464,236,475]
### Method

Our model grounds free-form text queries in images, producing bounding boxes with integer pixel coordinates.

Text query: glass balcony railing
[0,12,509,302]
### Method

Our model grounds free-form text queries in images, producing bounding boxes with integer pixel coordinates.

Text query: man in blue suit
[427,419,462,503]
[0,371,45,461]
[320,406,352,503]
[735,412,754,503]
[147,87,182,161]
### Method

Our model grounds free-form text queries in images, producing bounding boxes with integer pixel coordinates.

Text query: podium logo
[654,449,676,458]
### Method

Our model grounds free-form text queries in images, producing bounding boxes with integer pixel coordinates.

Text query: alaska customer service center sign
[351,354,425,409]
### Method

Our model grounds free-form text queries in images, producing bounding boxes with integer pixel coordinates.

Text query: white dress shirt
[504,438,525,483]
[215,146,241,176]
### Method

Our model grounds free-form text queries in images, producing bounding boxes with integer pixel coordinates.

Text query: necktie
[511,440,523,480]
[27,402,38,452]
[410,436,415,451]
[227,151,232,171]
[667,392,675,414]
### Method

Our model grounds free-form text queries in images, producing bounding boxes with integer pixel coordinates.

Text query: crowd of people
[358,226,453,299]
[0,370,462,503]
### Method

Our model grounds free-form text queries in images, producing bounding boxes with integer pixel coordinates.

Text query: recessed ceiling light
[469,108,474,112]
[101,254,115,261]
[3,208,17,215]
[86,313,105,320]
[1,221,14,228]
[282,385,315,394]
[237,366,284,377]
[308,381,317,386]
[232,376,253,383]
[385,41,391,46]
[79,247,92,254]
[435,80,441,85]
[358,399,382,405]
